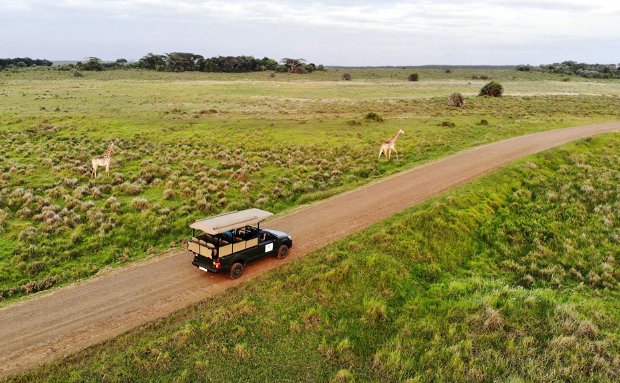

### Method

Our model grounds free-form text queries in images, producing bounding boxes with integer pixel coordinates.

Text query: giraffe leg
[92,163,97,178]
[393,148,399,159]
[105,164,110,175]
[378,147,384,159]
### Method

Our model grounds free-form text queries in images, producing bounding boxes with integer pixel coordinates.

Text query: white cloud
[1,0,619,64]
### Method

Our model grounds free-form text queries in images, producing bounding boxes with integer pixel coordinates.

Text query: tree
[80,57,103,71]
[165,52,203,71]
[280,58,306,73]
[408,73,419,81]
[342,73,351,81]
[137,53,166,70]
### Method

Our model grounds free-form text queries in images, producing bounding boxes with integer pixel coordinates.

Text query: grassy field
[1,68,620,302]
[9,133,619,382]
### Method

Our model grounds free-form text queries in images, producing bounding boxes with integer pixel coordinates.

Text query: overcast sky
[1,0,619,65]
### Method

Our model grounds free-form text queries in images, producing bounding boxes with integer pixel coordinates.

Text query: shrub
[131,197,149,211]
[440,120,456,128]
[479,81,503,97]
[342,73,351,81]
[472,75,489,80]
[163,189,176,200]
[516,64,533,71]
[0,208,7,233]
[122,182,142,196]
[407,73,419,81]
[364,112,384,122]
[447,92,464,107]
[73,71,83,77]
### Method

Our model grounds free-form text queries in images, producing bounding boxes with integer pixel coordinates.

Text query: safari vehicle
[187,208,293,279]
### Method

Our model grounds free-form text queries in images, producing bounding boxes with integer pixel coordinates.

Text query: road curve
[1,122,619,378]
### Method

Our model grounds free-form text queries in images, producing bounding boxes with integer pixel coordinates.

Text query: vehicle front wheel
[230,263,244,279]
[276,244,289,260]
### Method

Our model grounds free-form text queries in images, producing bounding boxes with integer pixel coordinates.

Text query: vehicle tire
[276,244,289,259]
[230,262,244,279]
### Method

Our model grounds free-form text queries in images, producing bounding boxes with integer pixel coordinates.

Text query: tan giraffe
[91,141,116,178]
[378,129,404,160]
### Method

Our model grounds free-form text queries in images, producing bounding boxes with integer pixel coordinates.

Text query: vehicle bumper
[191,255,220,273]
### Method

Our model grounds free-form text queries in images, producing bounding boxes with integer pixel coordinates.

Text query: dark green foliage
[77,57,104,71]
[479,81,504,97]
[408,73,419,81]
[516,64,533,71]
[136,53,166,70]
[439,120,455,127]
[281,58,310,74]
[0,57,52,70]
[342,73,352,80]
[364,112,383,122]
[133,54,289,73]
[163,52,204,72]
[539,61,619,79]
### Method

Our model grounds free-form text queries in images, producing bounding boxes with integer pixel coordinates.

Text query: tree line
[518,61,620,79]
[0,57,53,70]
[65,54,324,73]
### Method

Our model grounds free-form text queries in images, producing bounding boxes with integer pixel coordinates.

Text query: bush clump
[131,197,149,211]
[407,73,419,81]
[516,64,533,71]
[447,92,464,107]
[342,73,351,81]
[364,112,384,122]
[479,81,503,97]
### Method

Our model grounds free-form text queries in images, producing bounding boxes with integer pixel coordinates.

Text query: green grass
[1,68,619,302]
[9,133,620,383]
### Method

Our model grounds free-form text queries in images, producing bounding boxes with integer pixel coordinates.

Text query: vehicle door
[257,231,277,258]
[242,226,263,262]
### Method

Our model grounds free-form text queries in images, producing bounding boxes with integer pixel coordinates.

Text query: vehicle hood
[263,229,290,239]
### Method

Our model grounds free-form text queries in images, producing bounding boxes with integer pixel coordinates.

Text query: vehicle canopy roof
[190,208,273,235]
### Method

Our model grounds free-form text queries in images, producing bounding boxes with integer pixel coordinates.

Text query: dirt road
[1,122,618,378]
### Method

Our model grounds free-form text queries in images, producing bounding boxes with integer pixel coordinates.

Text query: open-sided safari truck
[187,208,293,279]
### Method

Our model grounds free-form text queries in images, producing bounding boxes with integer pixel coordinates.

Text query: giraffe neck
[388,131,401,143]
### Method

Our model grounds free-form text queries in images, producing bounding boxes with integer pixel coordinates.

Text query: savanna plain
[1,67,619,382]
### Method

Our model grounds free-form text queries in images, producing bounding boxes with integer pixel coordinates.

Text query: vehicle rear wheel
[276,244,289,259]
[230,263,244,279]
